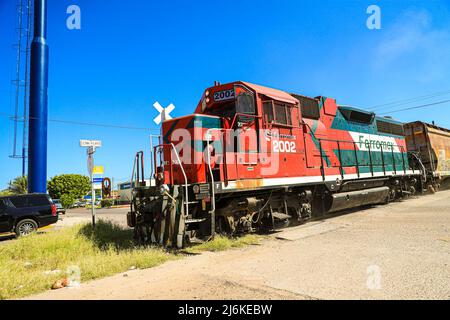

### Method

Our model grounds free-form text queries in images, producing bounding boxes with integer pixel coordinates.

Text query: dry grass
[185,234,262,253]
[0,221,262,300]
[0,221,175,300]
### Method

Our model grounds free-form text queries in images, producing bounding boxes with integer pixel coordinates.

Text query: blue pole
[28,0,48,193]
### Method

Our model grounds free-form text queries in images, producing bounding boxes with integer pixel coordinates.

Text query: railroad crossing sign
[153,101,175,125]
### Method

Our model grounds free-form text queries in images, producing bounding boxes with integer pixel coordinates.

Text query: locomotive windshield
[205,91,255,122]
[236,92,255,115]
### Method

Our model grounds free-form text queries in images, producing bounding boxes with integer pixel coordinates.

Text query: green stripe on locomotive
[329,107,410,173]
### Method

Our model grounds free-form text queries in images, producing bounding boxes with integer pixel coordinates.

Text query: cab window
[263,101,274,123]
[262,100,294,126]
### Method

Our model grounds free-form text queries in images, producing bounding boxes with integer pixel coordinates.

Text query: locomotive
[127,81,442,248]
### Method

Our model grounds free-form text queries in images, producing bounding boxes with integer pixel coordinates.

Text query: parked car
[0,193,58,236]
[51,199,66,214]
[73,201,86,208]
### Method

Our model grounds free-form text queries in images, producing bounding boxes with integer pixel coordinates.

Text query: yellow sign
[92,165,104,175]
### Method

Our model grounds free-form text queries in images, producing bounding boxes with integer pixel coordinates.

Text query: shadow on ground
[78,220,135,251]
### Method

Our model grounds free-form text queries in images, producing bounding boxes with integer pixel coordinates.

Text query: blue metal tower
[27,0,48,193]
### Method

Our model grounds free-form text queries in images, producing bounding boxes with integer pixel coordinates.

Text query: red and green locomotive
[128,81,423,247]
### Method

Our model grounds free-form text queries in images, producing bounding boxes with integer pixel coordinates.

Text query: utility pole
[28,0,49,193]
[111,177,114,204]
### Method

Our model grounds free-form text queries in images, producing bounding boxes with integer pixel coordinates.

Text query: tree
[0,190,12,196]
[8,176,28,195]
[101,199,113,208]
[60,194,75,209]
[47,174,90,199]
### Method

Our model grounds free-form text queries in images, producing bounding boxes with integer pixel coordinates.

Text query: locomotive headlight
[206,97,210,103]
[193,185,200,194]
[205,90,210,97]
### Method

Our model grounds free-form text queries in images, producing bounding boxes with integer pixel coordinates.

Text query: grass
[0,221,175,300]
[185,234,262,253]
[0,221,263,300]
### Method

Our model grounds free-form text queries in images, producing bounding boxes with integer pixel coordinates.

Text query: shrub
[60,194,75,209]
[47,174,90,199]
[101,199,113,208]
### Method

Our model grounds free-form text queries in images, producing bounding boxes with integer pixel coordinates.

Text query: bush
[47,174,90,199]
[101,199,113,208]
[0,190,12,196]
[60,194,76,209]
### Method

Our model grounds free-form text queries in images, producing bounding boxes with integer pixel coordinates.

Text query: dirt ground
[27,190,450,300]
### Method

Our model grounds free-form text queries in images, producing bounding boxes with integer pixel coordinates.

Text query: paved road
[27,190,450,300]
[55,207,130,229]
[0,207,129,244]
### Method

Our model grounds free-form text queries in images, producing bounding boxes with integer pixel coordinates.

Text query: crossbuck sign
[153,101,175,125]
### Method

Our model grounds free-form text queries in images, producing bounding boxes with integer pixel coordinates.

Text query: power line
[0,112,160,131]
[379,99,450,115]
[369,89,450,111]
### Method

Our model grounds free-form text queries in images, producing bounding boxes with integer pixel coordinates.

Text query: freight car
[404,121,450,190]
[127,81,426,248]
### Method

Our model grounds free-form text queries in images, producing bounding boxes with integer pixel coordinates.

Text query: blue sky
[1,0,450,189]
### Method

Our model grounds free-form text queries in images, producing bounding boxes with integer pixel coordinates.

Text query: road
[26,190,450,299]
[0,206,129,244]
[54,206,130,229]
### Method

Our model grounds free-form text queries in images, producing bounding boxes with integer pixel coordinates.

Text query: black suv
[0,193,58,236]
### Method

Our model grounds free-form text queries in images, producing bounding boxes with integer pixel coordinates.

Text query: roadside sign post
[88,147,96,228]
[80,140,102,229]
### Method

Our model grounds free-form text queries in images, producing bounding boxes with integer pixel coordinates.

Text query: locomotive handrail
[410,152,427,182]
[368,143,374,176]
[353,142,360,178]
[170,143,189,218]
[149,134,161,187]
[130,151,145,189]
[203,127,229,185]
[318,140,325,181]
[381,145,386,176]
[153,143,189,218]
[391,148,397,175]
[401,146,407,174]
[205,137,216,239]
[336,141,344,179]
